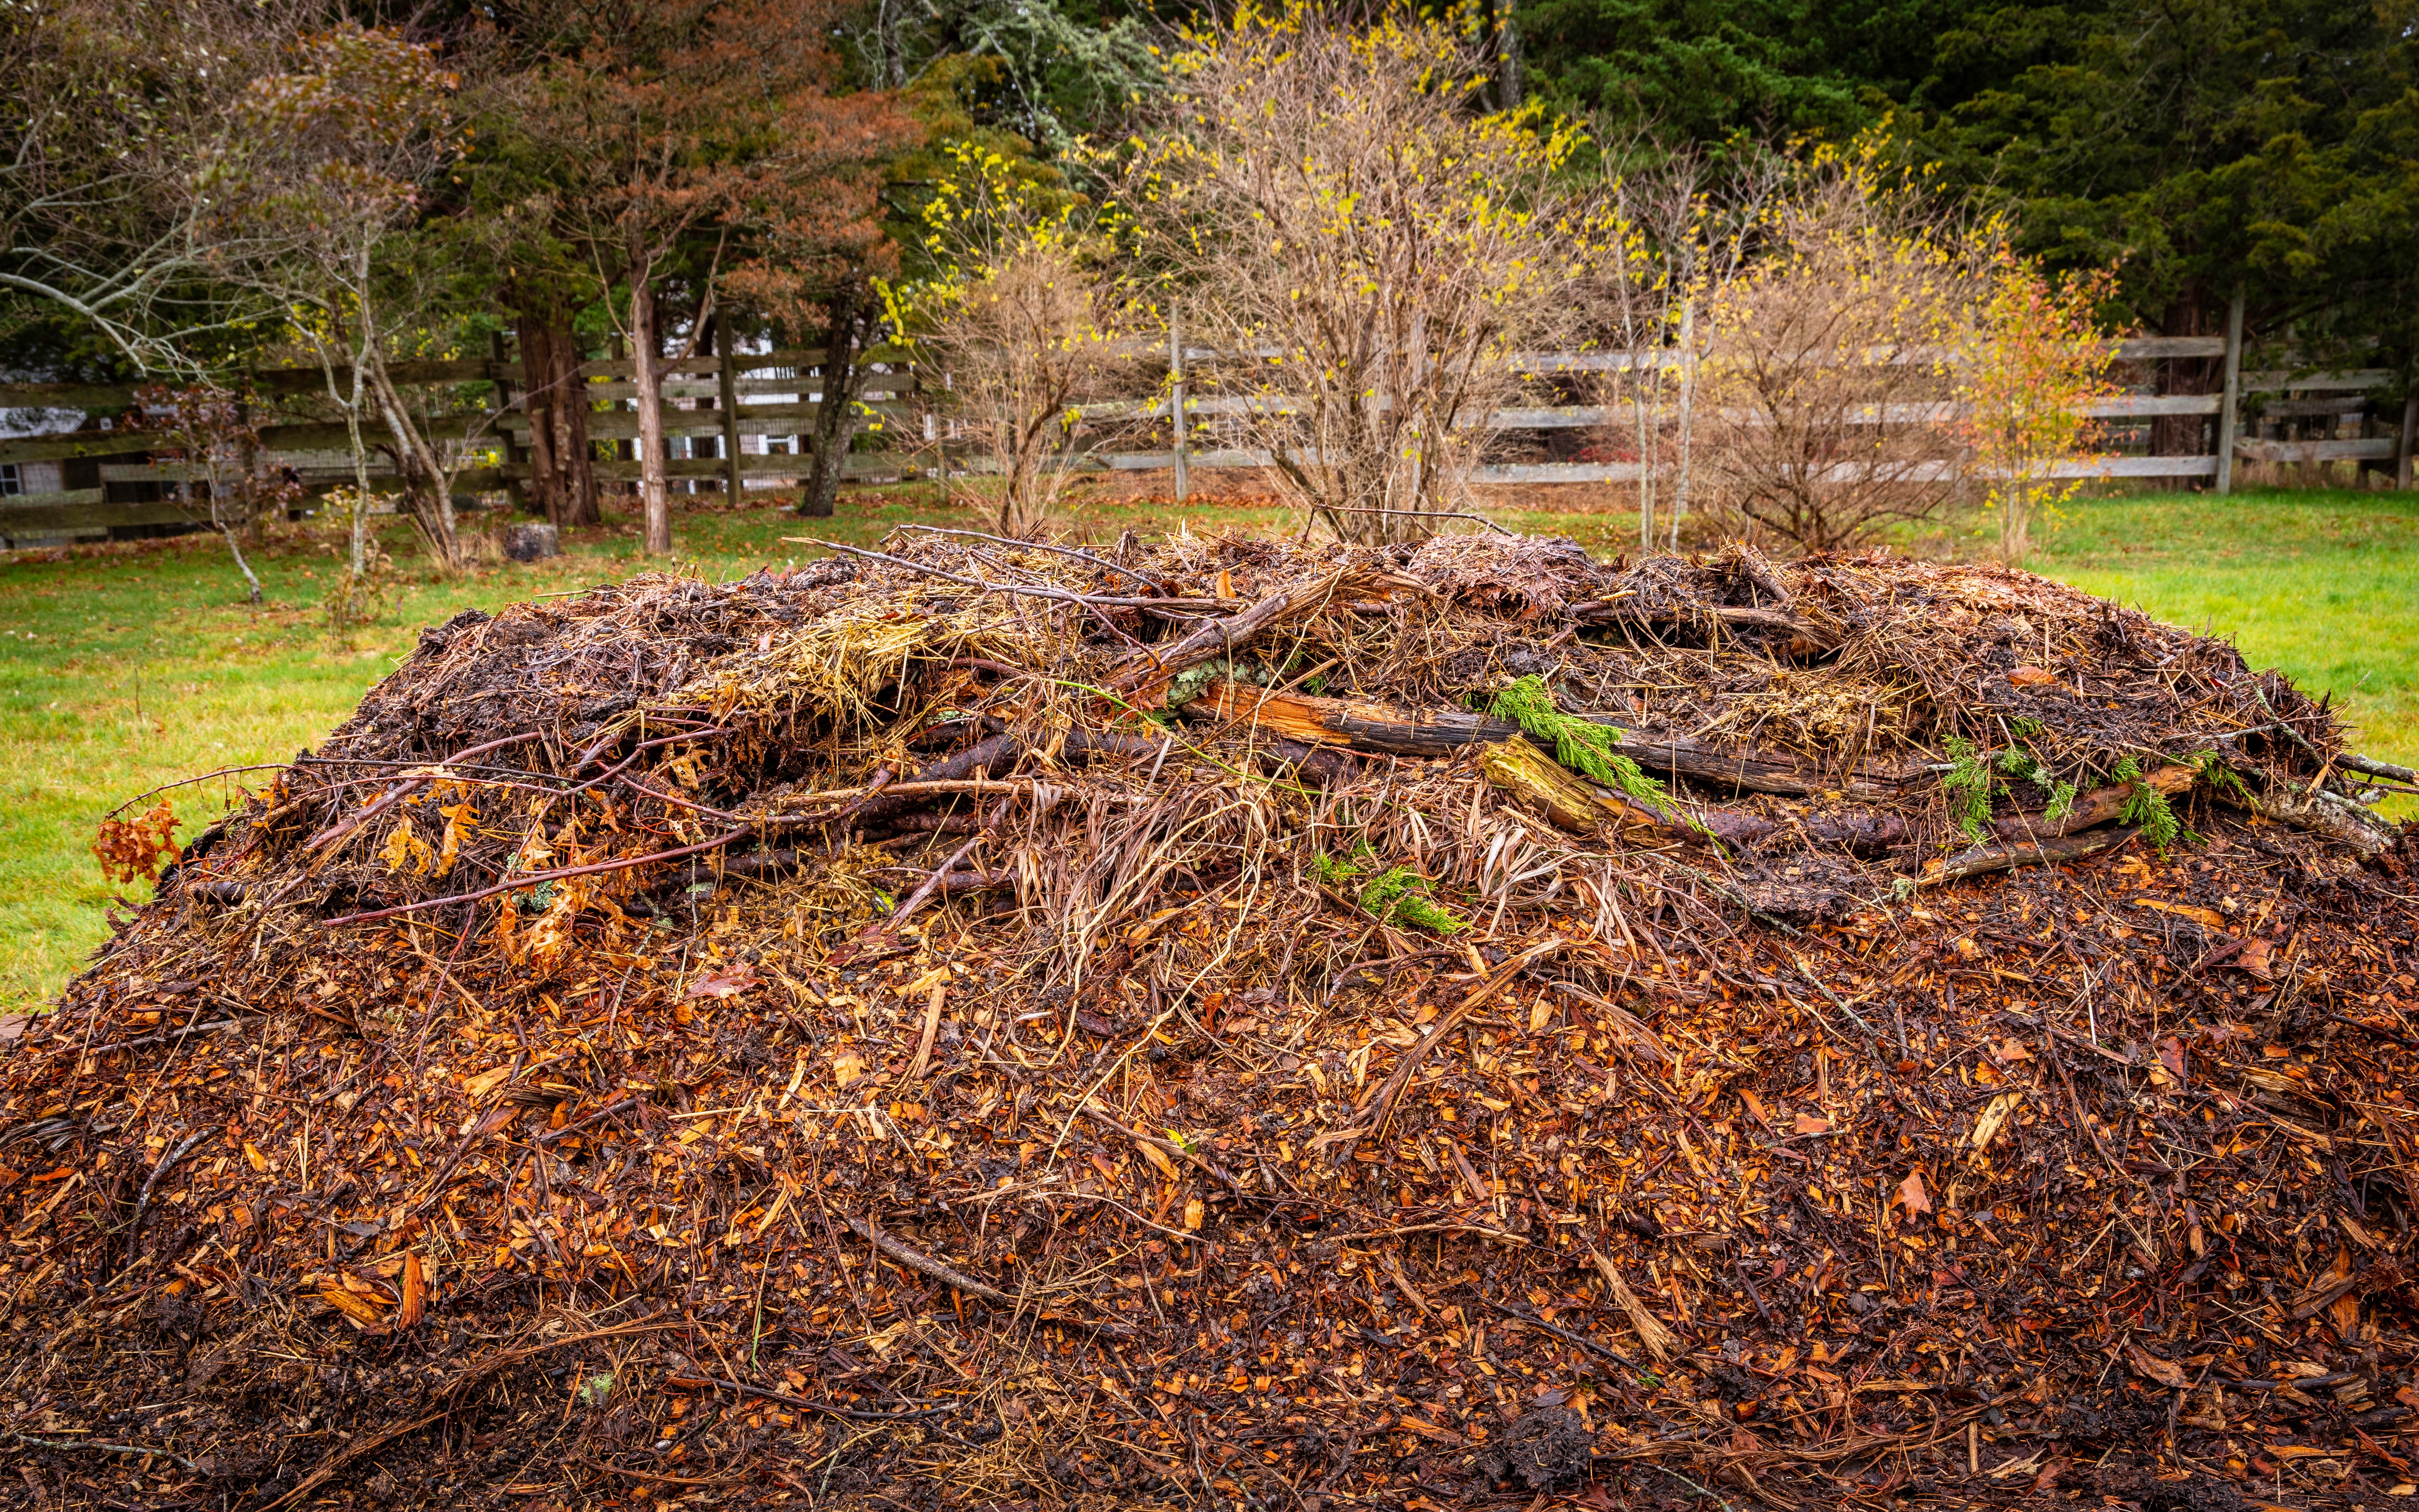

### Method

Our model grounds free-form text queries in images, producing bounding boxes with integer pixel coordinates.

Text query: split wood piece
[1986,762,2194,842]
[1588,1248,1681,1362]
[2249,779,2400,856]
[1104,568,1414,697]
[907,983,946,1081]
[844,1215,1132,1336]
[1475,738,1753,848]
[1919,825,2139,888]
[1569,598,1841,655]
[1316,939,1566,1162]
[1184,678,1914,799]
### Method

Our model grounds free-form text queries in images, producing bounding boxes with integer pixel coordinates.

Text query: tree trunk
[516,318,562,525]
[804,281,869,519]
[516,314,599,528]
[631,278,673,555]
[2151,290,2219,458]
[366,352,460,570]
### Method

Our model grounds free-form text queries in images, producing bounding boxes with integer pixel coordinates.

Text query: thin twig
[321,828,749,926]
[8,1431,201,1473]
[663,1372,953,1422]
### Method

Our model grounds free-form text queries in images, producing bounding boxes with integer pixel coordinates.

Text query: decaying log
[1184,678,1915,799]
[1987,762,2194,842]
[2250,780,2400,856]
[1475,739,1732,845]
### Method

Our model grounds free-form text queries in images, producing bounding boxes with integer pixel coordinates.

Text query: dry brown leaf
[686,961,759,998]
[2126,1342,2187,1388]
[1896,1169,1931,1220]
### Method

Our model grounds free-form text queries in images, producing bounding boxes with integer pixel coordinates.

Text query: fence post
[2214,287,2245,495]
[1170,315,1190,503]
[716,308,743,501]
[488,330,527,512]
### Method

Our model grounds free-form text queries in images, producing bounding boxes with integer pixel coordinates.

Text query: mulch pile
[2,526,2416,1512]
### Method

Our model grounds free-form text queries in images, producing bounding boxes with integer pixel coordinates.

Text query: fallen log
[1184,678,1916,799]
[1986,762,2193,842]
[1920,825,2139,886]
[1476,739,1745,846]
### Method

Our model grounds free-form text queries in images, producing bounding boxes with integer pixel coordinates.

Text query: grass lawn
[0,480,2409,1010]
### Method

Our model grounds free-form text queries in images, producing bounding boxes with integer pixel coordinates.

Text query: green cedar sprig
[1488,675,1672,808]
[1314,846,1467,934]
[2113,756,2197,853]
[1942,736,1996,841]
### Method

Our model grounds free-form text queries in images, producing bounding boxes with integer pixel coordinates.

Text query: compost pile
[3,527,2416,1512]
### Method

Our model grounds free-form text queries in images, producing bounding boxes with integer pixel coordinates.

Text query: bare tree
[1691,141,1988,553]
[129,385,286,601]
[1125,9,1599,543]
[200,23,480,573]
[901,149,1144,537]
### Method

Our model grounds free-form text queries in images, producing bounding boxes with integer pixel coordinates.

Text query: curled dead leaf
[2125,1341,2187,1388]
[1896,1169,1931,1221]
[686,962,758,999]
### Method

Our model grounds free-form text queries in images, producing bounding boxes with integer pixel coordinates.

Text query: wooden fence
[1,323,2410,545]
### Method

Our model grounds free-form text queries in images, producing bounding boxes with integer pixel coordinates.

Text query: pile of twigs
[1,526,2413,1510]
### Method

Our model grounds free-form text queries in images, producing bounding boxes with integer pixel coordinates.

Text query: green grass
[2025,487,2419,783]
[1,480,2410,1010]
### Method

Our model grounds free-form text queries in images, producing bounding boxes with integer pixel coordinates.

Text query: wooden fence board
[2232,437,2399,464]
[0,498,202,535]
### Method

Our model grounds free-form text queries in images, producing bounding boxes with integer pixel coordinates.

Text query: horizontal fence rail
[2,321,2409,542]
